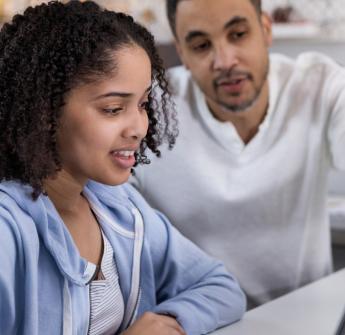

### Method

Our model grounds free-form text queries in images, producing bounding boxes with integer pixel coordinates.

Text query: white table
[212,269,345,335]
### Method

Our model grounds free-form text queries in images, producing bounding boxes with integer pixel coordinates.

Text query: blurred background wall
[1,0,345,42]
[0,0,345,43]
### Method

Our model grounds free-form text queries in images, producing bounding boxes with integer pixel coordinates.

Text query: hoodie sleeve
[146,210,246,334]
[0,206,25,335]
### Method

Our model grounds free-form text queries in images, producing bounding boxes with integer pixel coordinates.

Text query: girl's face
[57,45,151,186]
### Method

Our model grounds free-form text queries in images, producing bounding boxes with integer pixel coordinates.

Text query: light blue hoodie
[0,180,245,335]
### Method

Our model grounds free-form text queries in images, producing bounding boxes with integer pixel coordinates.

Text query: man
[131,0,345,308]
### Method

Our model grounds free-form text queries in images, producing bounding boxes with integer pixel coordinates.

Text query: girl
[0,1,245,334]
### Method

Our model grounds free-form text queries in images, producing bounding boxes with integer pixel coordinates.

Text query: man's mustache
[213,70,253,87]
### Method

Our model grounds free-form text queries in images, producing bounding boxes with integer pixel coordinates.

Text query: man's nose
[211,43,239,71]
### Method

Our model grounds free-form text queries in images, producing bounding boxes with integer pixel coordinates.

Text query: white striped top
[88,232,124,335]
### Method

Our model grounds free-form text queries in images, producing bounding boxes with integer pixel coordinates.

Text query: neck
[44,169,86,214]
[208,80,269,144]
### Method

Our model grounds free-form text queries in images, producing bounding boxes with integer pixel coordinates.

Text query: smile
[112,150,135,158]
[110,150,136,169]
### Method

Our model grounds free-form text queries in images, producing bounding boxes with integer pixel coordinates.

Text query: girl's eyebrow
[94,91,132,100]
[93,86,152,101]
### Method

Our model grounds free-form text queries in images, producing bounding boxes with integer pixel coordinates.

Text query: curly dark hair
[166,0,262,37]
[0,0,177,198]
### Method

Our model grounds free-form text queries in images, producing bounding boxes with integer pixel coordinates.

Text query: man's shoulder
[268,52,345,96]
[295,52,340,67]
[270,52,342,75]
[166,65,194,96]
[167,65,191,79]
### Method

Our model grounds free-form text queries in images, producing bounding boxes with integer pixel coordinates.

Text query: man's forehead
[175,0,255,13]
[175,0,256,30]
[175,0,255,40]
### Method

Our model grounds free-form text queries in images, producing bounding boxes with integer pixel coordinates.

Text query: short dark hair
[0,0,177,198]
[166,0,262,37]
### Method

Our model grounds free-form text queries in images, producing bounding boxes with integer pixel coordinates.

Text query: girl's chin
[99,172,131,186]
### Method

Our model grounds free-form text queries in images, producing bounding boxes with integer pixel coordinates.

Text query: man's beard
[212,62,269,113]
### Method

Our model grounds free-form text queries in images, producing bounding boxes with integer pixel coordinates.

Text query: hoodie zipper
[86,265,99,335]
[128,289,142,327]
[63,279,73,335]
[86,285,91,335]
[122,205,144,329]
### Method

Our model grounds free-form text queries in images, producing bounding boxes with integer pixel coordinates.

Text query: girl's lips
[110,150,136,169]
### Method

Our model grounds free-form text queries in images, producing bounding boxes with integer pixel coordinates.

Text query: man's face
[174,0,272,119]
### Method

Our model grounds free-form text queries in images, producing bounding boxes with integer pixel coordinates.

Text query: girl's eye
[102,107,122,115]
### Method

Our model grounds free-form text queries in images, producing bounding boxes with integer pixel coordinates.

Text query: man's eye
[231,31,247,40]
[102,108,122,115]
[192,41,211,52]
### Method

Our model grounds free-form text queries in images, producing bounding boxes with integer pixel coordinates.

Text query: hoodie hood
[0,181,98,285]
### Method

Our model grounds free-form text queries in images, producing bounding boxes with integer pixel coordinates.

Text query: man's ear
[261,12,273,47]
[174,40,189,70]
